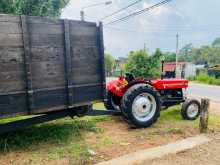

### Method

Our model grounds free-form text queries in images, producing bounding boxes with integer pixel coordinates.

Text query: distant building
[111,57,128,76]
[116,57,128,70]
[208,64,220,78]
[163,62,196,79]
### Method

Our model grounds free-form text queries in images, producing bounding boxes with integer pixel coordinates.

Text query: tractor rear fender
[107,77,153,98]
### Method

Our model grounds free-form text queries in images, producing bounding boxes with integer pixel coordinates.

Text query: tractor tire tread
[121,83,161,128]
[181,99,201,120]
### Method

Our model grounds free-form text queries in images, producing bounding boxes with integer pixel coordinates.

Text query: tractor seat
[125,73,135,82]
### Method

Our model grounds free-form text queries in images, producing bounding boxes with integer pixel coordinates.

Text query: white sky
[61,0,220,58]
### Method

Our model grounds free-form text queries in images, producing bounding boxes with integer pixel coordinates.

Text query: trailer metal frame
[0,109,119,135]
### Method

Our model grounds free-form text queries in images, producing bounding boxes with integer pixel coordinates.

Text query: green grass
[0,103,220,164]
[189,73,220,86]
[0,119,101,151]
[0,103,111,164]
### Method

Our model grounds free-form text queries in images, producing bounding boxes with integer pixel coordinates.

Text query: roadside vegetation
[0,0,70,17]
[105,49,163,78]
[1,103,220,165]
[189,73,220,86]
[164,39,220,65]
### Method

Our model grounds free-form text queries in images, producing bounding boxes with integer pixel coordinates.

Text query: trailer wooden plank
[29,23,63,34]
[0,22,22,34]
[0,82,26,93]
[0,34,23,46]
[0,63,24,72]
[72,85,103,103]
[71,58,100,68]
[27,16,62,25]
[30,34,64,47]
[0,93,27,118]
[0,47,24,62]
[72,75,102,85]
[0,14,20,23]
[71,46,99,60]
[70,22,97,36]
[33,88,66,110]
[72,65,101,75]
[0,14,105,120]
[71,36,98,45]
[31,46,64,62]
[32,61,65,89]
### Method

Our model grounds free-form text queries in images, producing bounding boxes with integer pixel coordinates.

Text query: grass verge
[189,73,220,86]
[0,103,219,165]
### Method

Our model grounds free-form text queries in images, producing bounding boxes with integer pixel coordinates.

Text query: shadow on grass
[0,119,101,153]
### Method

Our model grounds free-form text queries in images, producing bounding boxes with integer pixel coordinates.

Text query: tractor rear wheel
[104,91,121,111]
[121,84,161,128]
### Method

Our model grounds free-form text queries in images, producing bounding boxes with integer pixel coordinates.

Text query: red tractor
[105,73,201,128]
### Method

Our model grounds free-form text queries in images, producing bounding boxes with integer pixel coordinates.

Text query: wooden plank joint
[63,19,73,108]
[20,15,34,114]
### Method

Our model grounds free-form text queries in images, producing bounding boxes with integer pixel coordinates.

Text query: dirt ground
[0,102,220,165]
[144,133,220,165]
[209,101,220,115]
[85,117,198,164]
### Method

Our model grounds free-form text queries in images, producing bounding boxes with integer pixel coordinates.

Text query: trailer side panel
[0,14,105,119]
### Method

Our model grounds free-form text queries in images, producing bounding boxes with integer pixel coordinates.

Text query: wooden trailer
[0,14,106,133]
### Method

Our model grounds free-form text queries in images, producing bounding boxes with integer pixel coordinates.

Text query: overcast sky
[61,0,220,58]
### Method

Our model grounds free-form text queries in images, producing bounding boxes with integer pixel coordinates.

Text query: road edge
[96,135,211,165]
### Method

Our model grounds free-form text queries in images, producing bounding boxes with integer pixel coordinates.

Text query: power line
[104,26,219,44]
[100,0,143,21]
[104,26,177,37]
[104,25,220,34]
[104,0,172,25]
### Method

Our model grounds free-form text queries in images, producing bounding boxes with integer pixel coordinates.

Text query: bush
[187,76,195,81]
[192,72,220,86]
[196,73,210,83]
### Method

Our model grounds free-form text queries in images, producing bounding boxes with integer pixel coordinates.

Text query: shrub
[196,73,210,83]
[193,72,220,86]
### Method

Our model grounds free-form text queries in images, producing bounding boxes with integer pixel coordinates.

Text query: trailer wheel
[181,99,201,120]
[104,91,121,111]
[121,84,161,128]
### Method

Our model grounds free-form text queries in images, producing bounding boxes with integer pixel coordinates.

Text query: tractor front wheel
[181,99,201,120]
[121,84,161,128]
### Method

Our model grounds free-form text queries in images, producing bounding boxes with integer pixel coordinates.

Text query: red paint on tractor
[152,79,189,90]
[107,77,128,97]
[107,77,189,97]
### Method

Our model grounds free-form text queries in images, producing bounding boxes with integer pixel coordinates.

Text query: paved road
[188,83,220,103]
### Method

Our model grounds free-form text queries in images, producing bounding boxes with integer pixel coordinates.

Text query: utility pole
[80,1,112,21]
[144,43,146,52]
[175,33,179,78]
[80,11,85,21]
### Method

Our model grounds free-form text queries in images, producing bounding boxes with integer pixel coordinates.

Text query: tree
[125,49,162,78]
[0,0,70,17]
[105,54,116,77]
[212,37,220,48]
[163,40,220,65]
[149,48,163,77]
[180,43,193,56]
[0,0,14,14]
